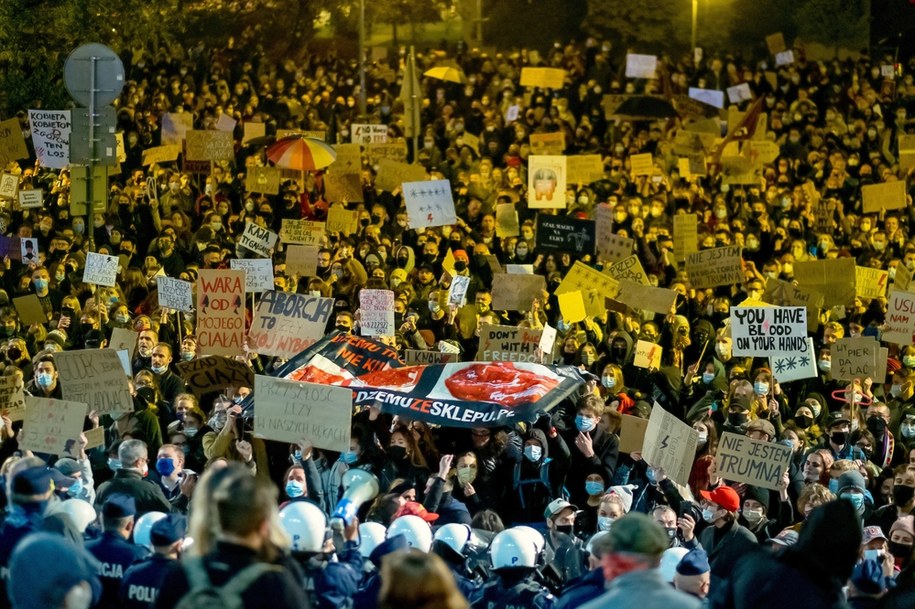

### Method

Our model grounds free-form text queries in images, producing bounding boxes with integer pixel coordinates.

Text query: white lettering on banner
[354,390,517,425]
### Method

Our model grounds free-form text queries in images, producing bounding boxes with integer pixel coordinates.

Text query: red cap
[453,249,469,262]
[699,486,740,512]
[394,501,439,522]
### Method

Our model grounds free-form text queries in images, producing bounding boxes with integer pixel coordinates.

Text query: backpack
[174,557,281,609]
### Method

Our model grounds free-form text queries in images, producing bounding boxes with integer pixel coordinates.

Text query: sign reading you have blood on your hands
[729,306,808,357]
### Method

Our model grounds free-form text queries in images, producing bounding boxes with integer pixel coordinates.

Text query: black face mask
[454,261,467,272]
[387,445,407,461]
[360,218,371,227]
[893,484,915,507]
[867,415,887,436]
[335,324,351,333]
[830,431,848,446]
[728,412,749,427]
[6,347,21,361]
[396,255,409,269]
[888,540,914,559]
[611,346,627,360]
[554,524,574,536]
[371,214,382,223]
[794,415,813,429]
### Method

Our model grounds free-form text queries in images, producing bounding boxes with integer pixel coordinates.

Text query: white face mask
[63,583,93,609]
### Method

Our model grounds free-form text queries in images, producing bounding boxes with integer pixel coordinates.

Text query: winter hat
[836,470,867,496]
[606,485,637,514]
[743,485,770,512]
[8,533,99,609]
[890,515,915,539]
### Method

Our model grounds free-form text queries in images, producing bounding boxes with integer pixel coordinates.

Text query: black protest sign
[534,214,595,256]
[175,356,255,396]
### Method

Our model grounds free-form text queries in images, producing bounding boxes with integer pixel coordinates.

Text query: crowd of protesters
[1,30,915,609]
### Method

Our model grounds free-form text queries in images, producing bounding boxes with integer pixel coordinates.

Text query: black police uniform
[119,554,174,609]
[86,530,149,609]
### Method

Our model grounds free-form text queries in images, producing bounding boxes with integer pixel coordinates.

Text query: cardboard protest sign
[895,264,913,293]
[351,124,388,144]
[566,155,604,184]
[254,376,352,451]
[519,67,567,89]
[539,324,557,356]
[619,414,649,454]
[248,291,333,359]
[156,277,193,313]
[862,181,906,213]
[161,113,193,145]
[606,255,649,285]
[403,350,460,365]
[555,261,620,317]
[18,189,43,208]
[528,156,568,209]
[856,266,889,300]
[365,142,408,164]
[375,159,427,192]
[558,291,587,323]
[615,281,677,314]
[716,431,792,490]
[726,83,753,105]
[534,214,595,256]
[794,258,856,307]
[625,54,658,79]
[831,337,879,382]
[766,32,787,54]
[689,87,725,109]
[13,294,47,325]
[325,172,364,203]
[82,252,119,287]
[771,337,818,383]
[763,278,824,332]
[685,246,743,289]
[476,324,553,363]
[141,145,181,166]
[280,219,326,246]
[403,179,456,228]
[629,153,654,176]
[492,273,546,311]
[530,132,566,156]
[83,426,105,450]
[230,258,274,293]
[331,143,362,173]
[744,140,779,165]
[0,376,25,421]
[245,166,281,195]
[597,231,634,263]
[642,404,699,486]
[109,327,138,362]
[634,340,662,369]
[185,130,234,162]
[242,121,266,145]
[730,306,808,356]
[196,270,246,356]
[448,276,471,306]
[673,213,699,261]
[326,206,360,235]
[898,135,915,171]
[495,203,520,238]
[175,355,255,396]
[885,289,915,344]
[285,244,319,276]
[20,397,87,456]
[238,222,278,258]
[775,50,794,66]
[0,174,17,200]
[215,113,236,132]
[55,349,133,415]
[28,110,71,169]
[359,289,395,336]
[0,118,25,166]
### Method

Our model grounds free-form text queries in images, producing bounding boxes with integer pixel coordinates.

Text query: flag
[711,95,764,162]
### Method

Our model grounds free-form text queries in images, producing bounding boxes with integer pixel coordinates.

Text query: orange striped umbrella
[265,135,337,171]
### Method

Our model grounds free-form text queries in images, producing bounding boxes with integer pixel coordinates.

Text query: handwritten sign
[254,376,352,452]
[730,306,807,356]
[20,397,87,456]
[109,328,138,362]
[325,172,364,203]
[285,244,319,277]
[558,291,587,323]
[55,349,133,415]
[82,252,119,287]
[403,350,459,365]
[689,87,725,109]
[642,403,699,486]
[375,159,427,192]
[685,246,743,289]
[175,355,254,396]
[862,180,906,213]
[619,414,649,454]
[566,155,604,184]
[539,324,557,355]
[156,277,193,313]
[528,155,568,209]
[492,273,546,311]
[629,153,654,176]
[18,189,43,208]
[530,132,566,156]
[898,135,915,170]
[673,213,699,261]
[245,166,281,195]
[185,130,234,161]
[359,289,395,336]
[775,50,794,67]
[634,340,662,369]
[197,270,246,356]
[230,258,274,293]
[555,261,620,317]
[28,110,71,169]
[625,54,658,79]
[326,207,360,235]
[606,255,649,285]
[476,324,553,364]
[0,174,17,200]
[0,376,25,421]
[771,337,818,383]
[242,121,266,145]
[280,219,326,246]
[519,67,567,89]
[726,83,753,105]
[239,222,278,258]
[615,281,677,314]
[248,291,334,359]
[351,124,388,145]
[365,141,408,164]
[535,214,595,256]
[895,264,913,293]
[717,432,792,490]
[403,179,456,228]
[831,337,879,382]
[885,289,915,344]
[0,118,28,164]
[856,266,889,299]
[142,144,181,166]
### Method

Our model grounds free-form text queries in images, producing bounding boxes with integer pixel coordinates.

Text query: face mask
[285,480,305,498]
[585,481,604,496]
[754,382,769,395]
[33,279,48,291]
[156,457,176,477]
[428,301,441,313]
[387,445,407,461]
[645,468,657,484]
[184,427,198,438]
[889,540,914,559]
[743,508,764,524]
[601,375,616,389]
[515,247,528,257]
[6,347,21,361]
[842,492,865,514]
[209,412,227,430]
[728,412,749,427]
[554,524,574,536]
[901,423,915,439]
[697,431,708,445]
[830,431,847,445]
[597,516,615,531]
[576,415,596,433]
[108,458,121,472]
[817,359,831,373]
[794,415,813,429]
[904,356,915,368]
[341,450,359,465]
[151,364,167,375]
[702,372,715,384]
[715,343,731,359]
[456,466,477,485]
[523,445,542,462]
[893,484,915,507]
[36,372,54,389]
[66,477,84,498]
[702,507,718,523]
[181,351,194,361]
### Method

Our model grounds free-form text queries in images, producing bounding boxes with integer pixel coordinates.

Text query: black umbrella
[611,96,678,120]
[243,135,277,149]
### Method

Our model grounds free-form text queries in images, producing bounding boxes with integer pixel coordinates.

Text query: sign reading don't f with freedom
[730,306,807,356]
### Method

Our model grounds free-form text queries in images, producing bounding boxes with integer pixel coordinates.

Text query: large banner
[277,331,404,384]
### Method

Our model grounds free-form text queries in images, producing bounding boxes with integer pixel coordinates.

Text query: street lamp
[690,0,698,58]
[358,0,366,116]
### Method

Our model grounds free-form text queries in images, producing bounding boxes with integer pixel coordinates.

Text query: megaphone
[331,469,380,531]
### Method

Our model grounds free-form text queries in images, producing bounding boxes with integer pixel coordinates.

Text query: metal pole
[87,56,97,254]
[358,0,367,117]
[691,0,698,60]
[410,46,419,162]
[477,0,483,45]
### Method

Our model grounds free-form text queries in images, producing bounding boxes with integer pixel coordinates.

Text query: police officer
[431,523,482,600]
[119,514,186,609]
[86,494,150,609]
[470,527,556,609]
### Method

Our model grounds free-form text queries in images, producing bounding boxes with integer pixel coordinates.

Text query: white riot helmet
[48,499,97,534]
[279,501,327,553]
[490,528,540,569]
[358,522,388,558]
[387,515,432,552]
[511,525,545,554]
[133,512,168,550]
[433,523,472,554]
[659,547,690,583]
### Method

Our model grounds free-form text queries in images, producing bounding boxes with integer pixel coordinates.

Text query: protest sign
[775,50,794,66]
[885,289,915,344]
[895,264,913,293]
[448,275,471,306]
[642,404,699,486]
[20,397,87,456]
[461,131,481,153]
[331,143,362,173]
[351,124,388,144]
[0,174,17,200]
[766,32,787,54]
[403,179,456,228]
[109,327,138,362]
[597,230,634,263]
[476,324,553,364]
[176,355,255,396]
[55,349,132,415]
[248,291,333,359]
[326,206,360,235]
[689,87,725,109]
[615,281,677,314]
[745,140,779,165]
[277,332,403,384]
[606,255,649,285]
[82,252,118,287]
[856,266,889,300]
[19,238,37,264]
[215,113,236,132]
[156,277,193,312]
[13,294,47,325]
[18,189,43,208]
[629,153,654,176]
[519,67,567,89]
[141,145,181,166]
[862,180,906,213]
[0,236,18,261]
[619,414,649,454]
[325,172,364,203]
[375,159,427,192]
[625,54,657,79]
[403,350,459,365]
[0,118,27,164]
[28,110,71,169]
[359,289,395,336]
[673,213,699,261]
[185,130,234,161]
[528,156,568,209]
[717,432,792,490]
[771,337,818,383]
[285,244,319,276]
[726,83,753,105]
[492,273,546,311]
[730,306,807,356]
[899,135,915,170]
[539,324,557,356]
[245,166,281,195]
[280,219,326,245]
[831,337,879,382]
[555,261,620,317]
[685,246,743,289]
[634,340,662,369]
[763,278,824,331]
[238,222,279,258]
[161,113,193,144]
[534,214,595,256]
[495,203,520,238]
[0,376,25,421]
[794,258,856,307]
[365,142,408,164]
[230,258,274,293]
[566,155,603,184]
[242,121,266,145]
[197,270,246,356]
[558,291,587,323]
[84,426,105,450]
[530,132,566,155]
[254,376,352,451]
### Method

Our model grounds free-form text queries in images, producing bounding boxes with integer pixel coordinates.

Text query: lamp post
[690,0,698,58]
[358,0,367,116]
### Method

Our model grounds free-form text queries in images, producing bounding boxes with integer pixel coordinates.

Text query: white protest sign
[351,124,388,144]
[539,324,557,355]
[20,397,87,456]
[642,403,699,486]
[448,275,471,306]
[689,87,725,109]
[254,376,352,452]
[883,290,915,344]
[248,292,334,359]
[82,252,119,287]
[238,222,279,257]
[625,54,658,79]
[730,306,807,356]
[231,258,275,293]
[18,189,43,208]
[28,110,71,169]
[716,431,793,490]
[403,179,457,228]
[726,83,753,104]
[775,50,794,66]
[770,338,817,383]
[156,277,194,312]
[215,113,237,132]
[359,289,395,336]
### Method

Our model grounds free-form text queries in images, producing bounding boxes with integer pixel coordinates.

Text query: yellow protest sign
[634,340,662,369]
[862,181,907,213]
[520,67,567,89]
[795,258,857,308]
[566,155,604,184]
[555,261,620,317]
[530,132,566,155]
[185,130,234,162]
[630,153,654,176]
[558,291,587,323]
[673,213,698,262]
[856,266,889,300]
